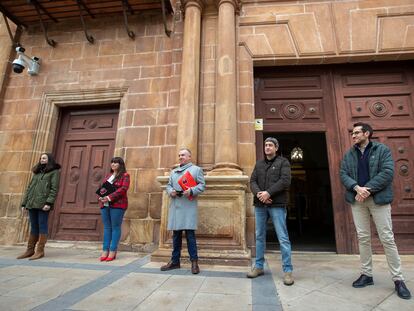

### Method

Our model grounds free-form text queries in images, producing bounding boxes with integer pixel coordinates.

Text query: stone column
[210,0,241,175]
[152,1,251,265]
[176,0,204,161]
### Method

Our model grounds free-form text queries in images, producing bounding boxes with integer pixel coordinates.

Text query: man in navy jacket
[340,122,411,300]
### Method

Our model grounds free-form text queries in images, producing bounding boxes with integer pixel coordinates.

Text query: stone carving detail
[283,103,304,120]
[238,3,414,60]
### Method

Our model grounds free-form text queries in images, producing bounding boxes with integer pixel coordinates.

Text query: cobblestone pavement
[0,245,413,310]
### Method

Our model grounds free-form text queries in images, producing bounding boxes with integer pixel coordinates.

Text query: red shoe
[99,251,109,262]
[106,252,117,261]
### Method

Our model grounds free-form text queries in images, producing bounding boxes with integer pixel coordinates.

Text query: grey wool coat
[166,162,206,230]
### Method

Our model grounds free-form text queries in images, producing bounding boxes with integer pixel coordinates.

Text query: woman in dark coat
[98,157,130,262]
[17,153,61,260]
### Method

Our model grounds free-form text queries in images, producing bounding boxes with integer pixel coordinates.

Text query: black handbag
[96,181,117,197]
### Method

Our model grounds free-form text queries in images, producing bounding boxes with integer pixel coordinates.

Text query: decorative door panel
[255,71,328,132]
[335,65,414,131]
[334,62,414,253]
[51,108,118,241]
[371,131,414,253]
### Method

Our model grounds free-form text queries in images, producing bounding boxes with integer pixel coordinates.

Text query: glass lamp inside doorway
[291,147,304,162]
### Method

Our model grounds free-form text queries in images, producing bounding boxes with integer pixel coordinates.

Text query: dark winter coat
[21,165,61,210]
[250,155,291,207]
[340,141,394,205]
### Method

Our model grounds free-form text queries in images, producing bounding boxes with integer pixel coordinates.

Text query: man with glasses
[340,122,411,299]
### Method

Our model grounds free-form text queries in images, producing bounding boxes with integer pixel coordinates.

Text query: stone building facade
[0,0,413,260]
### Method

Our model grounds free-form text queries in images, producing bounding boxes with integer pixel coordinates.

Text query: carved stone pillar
[175,0,204,161]
[152,175,251,265]
[152,1,250,266]
[210,0,241,175]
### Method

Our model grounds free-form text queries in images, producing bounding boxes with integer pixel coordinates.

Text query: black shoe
[394,280,412,300]
[160,261,180,271]
[352,274,374,288]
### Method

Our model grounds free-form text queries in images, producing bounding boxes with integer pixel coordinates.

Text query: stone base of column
[208,162,243,176]
[152,175,251,266]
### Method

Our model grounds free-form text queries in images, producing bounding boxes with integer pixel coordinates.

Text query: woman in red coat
[98,157,130,261]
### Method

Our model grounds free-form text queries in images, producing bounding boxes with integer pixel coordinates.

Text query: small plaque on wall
[255,118,263,131]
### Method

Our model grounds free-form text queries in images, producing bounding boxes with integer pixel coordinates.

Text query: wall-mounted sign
[255,118,263,131]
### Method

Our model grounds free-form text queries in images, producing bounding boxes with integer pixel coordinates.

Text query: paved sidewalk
[0,245,412,310]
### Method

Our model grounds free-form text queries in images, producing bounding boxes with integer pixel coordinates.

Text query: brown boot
[160,261,180,271]
[16,234,38,259]
[191,259,200,274]
[29,234,47,260]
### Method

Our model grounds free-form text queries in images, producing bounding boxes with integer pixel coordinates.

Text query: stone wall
[0,16,20,244]
[239,0,414,63]
[0,13,183,246]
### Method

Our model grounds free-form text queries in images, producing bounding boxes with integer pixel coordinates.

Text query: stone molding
[182,0,206,11]
[238,1,414,63]
[216,0,241,12]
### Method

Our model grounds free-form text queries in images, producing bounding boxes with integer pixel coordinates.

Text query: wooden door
[254,67,350,253]
[334,62,414,253]
[51,107,119,241]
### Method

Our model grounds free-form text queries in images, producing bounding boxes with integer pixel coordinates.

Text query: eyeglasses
[351,130,363,136]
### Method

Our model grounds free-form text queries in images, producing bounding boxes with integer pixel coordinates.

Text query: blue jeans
[171,230,198,263]
[255,206,293,272]
[28,209,49,235]
[100,207,125,252]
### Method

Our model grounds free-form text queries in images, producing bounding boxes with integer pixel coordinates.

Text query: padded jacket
[21,165,61,210]
[250,155,291,207]
[340,141,394,205]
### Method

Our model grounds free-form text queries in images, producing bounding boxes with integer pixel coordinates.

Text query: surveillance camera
[16,46,26,53]
[12,58,26,73]
[12,46,41,76]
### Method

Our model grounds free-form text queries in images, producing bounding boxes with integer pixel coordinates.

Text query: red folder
[178,170,198,201]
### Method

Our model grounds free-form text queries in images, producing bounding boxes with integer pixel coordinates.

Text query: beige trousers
[351,197,404,281]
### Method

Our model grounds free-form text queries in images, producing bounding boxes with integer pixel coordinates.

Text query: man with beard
[247,137,294,286]
[340,122,411,299]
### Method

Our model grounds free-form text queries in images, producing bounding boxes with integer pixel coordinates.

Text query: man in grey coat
[340,122,411,300]
[160,148,206,274]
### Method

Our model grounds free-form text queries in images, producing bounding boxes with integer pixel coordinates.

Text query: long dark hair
[110,157,127,179]
[32,153,61,174]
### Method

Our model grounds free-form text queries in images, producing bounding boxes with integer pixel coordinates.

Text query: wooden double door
[255,62,414,254]
[50,106,119,241]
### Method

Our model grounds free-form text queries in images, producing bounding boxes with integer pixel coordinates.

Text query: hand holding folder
[96,181,117,197]
[177,171,198,201]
